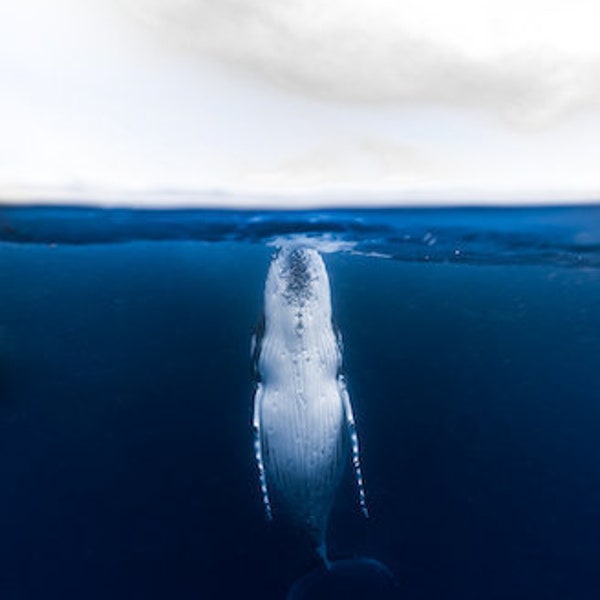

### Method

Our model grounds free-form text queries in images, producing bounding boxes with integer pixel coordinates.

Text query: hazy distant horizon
[1,184,599,209]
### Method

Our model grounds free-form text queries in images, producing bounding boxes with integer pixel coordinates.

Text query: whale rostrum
[252,247,368,563]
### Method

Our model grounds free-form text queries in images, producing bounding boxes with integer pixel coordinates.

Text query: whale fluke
[286,558,397,600]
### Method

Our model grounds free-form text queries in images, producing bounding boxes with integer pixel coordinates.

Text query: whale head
[262,246,336,351]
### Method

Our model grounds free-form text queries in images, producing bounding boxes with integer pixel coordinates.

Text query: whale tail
[286,557,397,600]
[314,540,331,571]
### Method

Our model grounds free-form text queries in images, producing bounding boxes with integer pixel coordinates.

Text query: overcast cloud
[122,0,600,127]
[1,0,600,205]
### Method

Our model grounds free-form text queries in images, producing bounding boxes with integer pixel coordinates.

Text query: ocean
[1,205,599,599]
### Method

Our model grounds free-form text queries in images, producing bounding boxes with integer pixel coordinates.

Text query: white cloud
[122,0,600,127]
[1,0,600,205]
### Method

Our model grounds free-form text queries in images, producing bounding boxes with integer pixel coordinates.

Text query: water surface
[1,206,599,599]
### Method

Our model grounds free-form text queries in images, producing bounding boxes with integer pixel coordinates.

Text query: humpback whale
[252,246,368,563]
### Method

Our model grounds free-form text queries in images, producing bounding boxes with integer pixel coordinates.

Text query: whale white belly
[260,357,346,537]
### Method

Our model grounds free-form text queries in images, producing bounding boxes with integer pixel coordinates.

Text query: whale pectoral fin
[252,382,273,521]
[338,375,369,518]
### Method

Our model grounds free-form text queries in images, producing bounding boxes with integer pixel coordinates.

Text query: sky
[1,0,600,206]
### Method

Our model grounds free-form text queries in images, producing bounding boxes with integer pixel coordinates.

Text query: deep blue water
[1,206,600,599]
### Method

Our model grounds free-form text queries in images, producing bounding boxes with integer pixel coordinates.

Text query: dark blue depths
[1,232,600,599]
